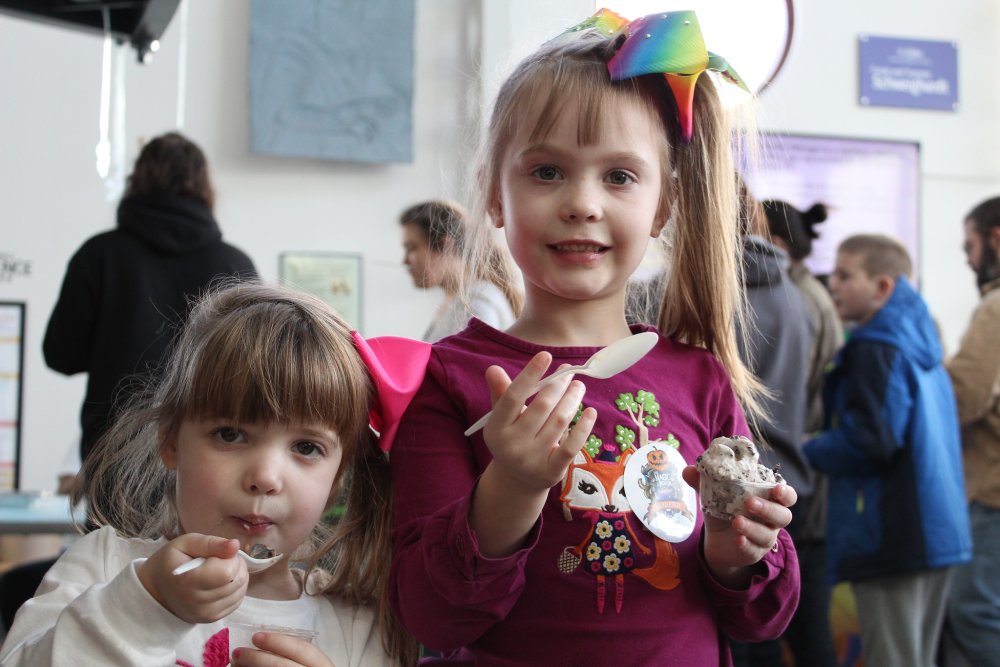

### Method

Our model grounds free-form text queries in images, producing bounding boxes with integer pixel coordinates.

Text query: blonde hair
[838,233,913,280]
[466,27,761,414]
[78,282,418,665]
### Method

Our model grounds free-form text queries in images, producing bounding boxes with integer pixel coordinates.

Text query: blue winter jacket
[804,277,972,582]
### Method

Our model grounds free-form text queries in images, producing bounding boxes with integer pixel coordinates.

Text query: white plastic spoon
[464,331,659,436]
[172,546,283,576]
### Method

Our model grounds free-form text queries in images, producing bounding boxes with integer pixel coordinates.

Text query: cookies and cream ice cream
[696,436,784,519]
[245,543,276,559]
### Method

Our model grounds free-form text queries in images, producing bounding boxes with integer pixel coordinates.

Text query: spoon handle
[172,557,206,576]
[463,367,580,437]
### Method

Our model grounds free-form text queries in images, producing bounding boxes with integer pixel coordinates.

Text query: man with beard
[944,196,1000,667]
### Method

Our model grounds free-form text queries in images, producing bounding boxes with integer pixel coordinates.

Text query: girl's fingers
[731,515,777,549]
[232,632,330,667]
[548,404,596,472]
[506,352,553,399]
[681,465,700,490]
[485,353,552,423]
[732,497,791,548]
[528,373,579,437]
[518,360,575,426]
[770,482,797,508]
[485,364,513,406]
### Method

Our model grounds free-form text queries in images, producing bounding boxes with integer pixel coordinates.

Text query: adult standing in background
[945,195,1000,667]
[43,132,256,463]
[762,199,840,667]
[730,191,814,667]
[763,200,843,435]
[400,199,520,341]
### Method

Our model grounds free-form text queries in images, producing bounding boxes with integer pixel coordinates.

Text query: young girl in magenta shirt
[389,9,800,666]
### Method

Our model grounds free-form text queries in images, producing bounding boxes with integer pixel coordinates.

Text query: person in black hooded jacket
[43,132,256,463]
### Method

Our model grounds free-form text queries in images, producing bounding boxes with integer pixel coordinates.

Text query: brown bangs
[176,298,371,447]
[489,37,674,218]
[501,35,672,146]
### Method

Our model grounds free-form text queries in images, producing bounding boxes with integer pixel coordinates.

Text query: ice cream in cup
[696,436,784,520]
[227,621,318,655]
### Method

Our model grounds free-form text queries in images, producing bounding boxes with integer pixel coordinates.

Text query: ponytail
[655,78,764,418]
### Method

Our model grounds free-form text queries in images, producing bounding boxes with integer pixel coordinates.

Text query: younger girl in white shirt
[0,283,420,666]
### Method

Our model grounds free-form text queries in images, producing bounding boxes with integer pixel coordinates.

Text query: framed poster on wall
[279,252,363,331]
[0,302,25,491]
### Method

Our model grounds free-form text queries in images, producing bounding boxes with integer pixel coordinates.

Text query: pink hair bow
[566,8,748,144]
[351,332,431,453]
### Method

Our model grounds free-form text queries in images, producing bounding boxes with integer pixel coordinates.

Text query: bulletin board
[0,302,25,491]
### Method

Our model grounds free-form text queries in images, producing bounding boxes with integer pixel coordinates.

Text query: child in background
[0,283,419,666]
[805,234,972,667]
[390,10,799,666]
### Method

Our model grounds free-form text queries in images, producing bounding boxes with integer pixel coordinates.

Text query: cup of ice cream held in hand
[696,436,784,520]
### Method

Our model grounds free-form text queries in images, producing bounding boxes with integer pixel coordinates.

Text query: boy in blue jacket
[805,234,971,667]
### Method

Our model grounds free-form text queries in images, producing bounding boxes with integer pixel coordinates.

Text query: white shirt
[0,526,392,667]
[422,281,515,342]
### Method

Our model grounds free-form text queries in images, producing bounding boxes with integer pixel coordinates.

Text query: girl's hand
[230,632,334,667]
[472,352,597,556]
[482,352,597,495]
[682,466,797,589]
[137,533,248,624]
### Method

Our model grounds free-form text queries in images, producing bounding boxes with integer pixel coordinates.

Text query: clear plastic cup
[227,621,318,654]
[698,474,778,520]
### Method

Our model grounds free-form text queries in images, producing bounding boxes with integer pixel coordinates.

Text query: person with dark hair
[944,196,1000,666]
[2,133,256,632]
[762,200,842,435]
[761,200,841,667]
[729,191,814,667]
[0,133,257,634]
[399,199,519,341]
[43,131,256,463]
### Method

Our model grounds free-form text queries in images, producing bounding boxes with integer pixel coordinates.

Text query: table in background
[0,492,84,534]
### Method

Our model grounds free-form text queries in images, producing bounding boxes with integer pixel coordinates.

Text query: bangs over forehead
[520,56,669,149]
[174,295,371,445]
[486,35,674,211]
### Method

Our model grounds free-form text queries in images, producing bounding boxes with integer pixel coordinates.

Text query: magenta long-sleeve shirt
[390,321,799,666]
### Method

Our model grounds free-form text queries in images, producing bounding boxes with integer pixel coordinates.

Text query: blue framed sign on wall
[859,34,958,111]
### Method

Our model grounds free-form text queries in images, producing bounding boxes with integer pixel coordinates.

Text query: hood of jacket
[850,276,941,371]
[117,193,222,254]
[742,235,788,289]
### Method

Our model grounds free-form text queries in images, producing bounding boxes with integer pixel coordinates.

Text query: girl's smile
[548,239,610,264]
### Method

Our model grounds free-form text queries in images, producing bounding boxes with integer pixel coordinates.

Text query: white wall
[760,1,1000,355]
[0,1,473,490]
[3,0,998,491]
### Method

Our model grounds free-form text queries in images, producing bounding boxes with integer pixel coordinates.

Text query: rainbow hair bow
[565,8,748,144]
